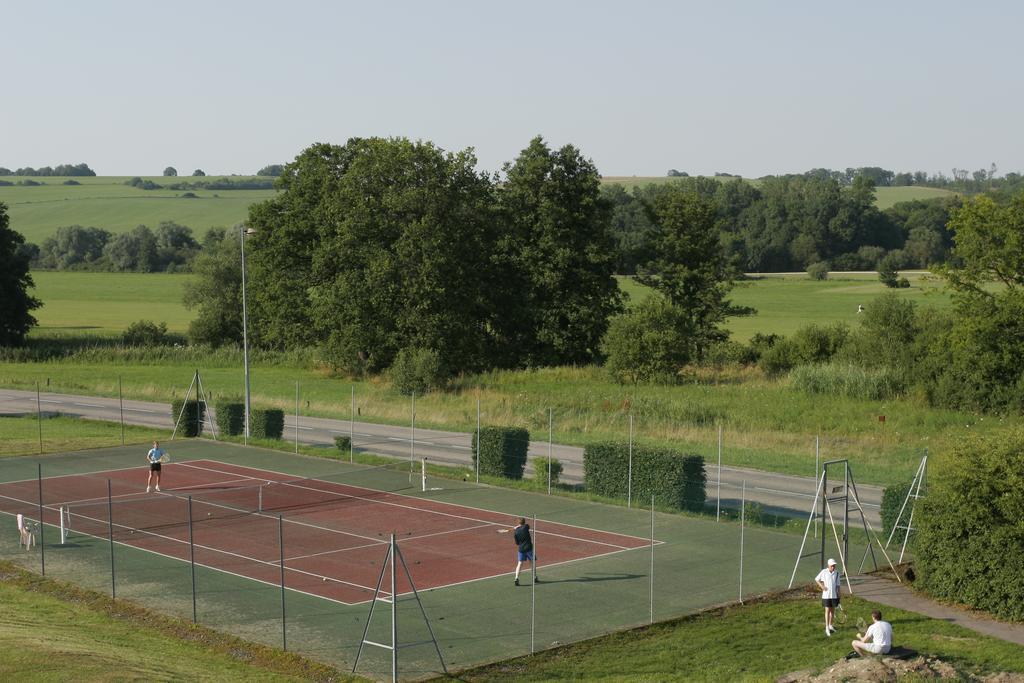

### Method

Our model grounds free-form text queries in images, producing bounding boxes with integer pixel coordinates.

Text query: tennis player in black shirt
[500,517,539,586]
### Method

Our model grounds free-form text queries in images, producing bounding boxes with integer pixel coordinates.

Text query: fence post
[279,515,287,651]
[650,495,655,624]
[814,435,820,539]
[294,381,299,454]
[627,414,634,509]
[350,385,355,464]
[739,480,746,604]
[531,513,537,654]
[37,463,45,576]
[547,408,553,495]
[118,376,125,446]
[475,397,481,484]
[108,480,115,599]
[717,424,723,522]
[188,496,197,623]
[36,381,43,454]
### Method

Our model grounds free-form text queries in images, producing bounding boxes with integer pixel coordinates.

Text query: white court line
[185,459,647,551]
[54,475,264,510]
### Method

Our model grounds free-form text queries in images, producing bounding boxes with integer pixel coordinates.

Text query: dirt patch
[777,654,1023,682]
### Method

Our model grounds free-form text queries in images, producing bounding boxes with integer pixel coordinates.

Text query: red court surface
[0,459,652,604]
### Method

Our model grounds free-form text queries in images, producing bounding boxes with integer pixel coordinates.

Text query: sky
[4,0,1022,178]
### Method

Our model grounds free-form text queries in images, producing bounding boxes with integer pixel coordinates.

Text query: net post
[118,375,125,446]
[421,458,427,493]
[59,506,66,545]
[187,496,197,623]
[258,484,263,514]
[108,479,115,599]
[279,514,287,651]
[650,494,655,624]
[739,480,746,603]
[530,513,537,654]
[390,533,398,682]
[37,463,45,576]
[627,414,633,509]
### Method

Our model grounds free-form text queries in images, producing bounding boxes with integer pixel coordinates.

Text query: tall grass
[790,363,905,400]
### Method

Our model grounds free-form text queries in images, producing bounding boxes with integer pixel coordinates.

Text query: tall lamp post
[240,225,255,443]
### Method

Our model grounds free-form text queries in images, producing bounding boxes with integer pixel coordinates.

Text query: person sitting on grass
[852,609,892,656]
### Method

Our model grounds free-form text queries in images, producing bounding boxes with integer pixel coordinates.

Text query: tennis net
[61,459,425,541]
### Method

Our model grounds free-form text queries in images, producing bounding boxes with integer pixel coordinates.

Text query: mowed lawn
[1,175,275,244]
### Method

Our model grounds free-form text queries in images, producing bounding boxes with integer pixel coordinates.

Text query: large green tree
[0,202,41,346]
[495,136,622,366]
[182,228,243,346]
[636,187,735,359]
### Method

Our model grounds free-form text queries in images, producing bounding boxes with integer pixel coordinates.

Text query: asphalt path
[0,388,882,526]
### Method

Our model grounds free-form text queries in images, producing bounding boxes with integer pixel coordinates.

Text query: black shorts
[149,462,162,472]
[822,597,840,608]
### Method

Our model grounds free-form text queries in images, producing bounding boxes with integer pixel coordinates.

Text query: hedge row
[252,409,285,439]
[583,442,706,511]
[472,427,529,480]
[215,401,245,436]
[170,399,204,437]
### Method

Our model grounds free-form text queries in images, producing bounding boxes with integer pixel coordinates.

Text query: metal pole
[531,513,537,654]
[390,533,398,682]
[410,393,415,464]
[37,463,45,575]
[814,435,820,539]
[118,376,125,445]
[350,385,355,464]
[650,495,655,624]
[716,423,722,522]
[739,480,746,603]
[108,480,115,598]
[475,397,481,484]
[195,370,201,436]
[188,496,197,623]
[294,381,299,454]
[240,225,251,444]
[547,408,553,495]
[279,515,287,651]
[627,414,634,509]
[36,381,43,454]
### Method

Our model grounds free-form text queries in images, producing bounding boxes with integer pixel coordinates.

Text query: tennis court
[0,439,836,678]
[0,457,650,605]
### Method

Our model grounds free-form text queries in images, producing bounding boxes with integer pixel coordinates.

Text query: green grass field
[446,593,1024,681]
[1,175,275,244]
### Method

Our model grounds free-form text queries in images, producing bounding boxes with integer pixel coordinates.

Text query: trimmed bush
[251,408,284,439]
[916,429,1024,621]
[170,399,204,437]
[472,426,529,480]
[880,481,914,545]
[334,435,352,455]
[583,442,705,511]
[532,456,563,486]
[214,400,244,436]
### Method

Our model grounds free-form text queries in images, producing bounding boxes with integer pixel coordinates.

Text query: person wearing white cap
[814,558,842,636]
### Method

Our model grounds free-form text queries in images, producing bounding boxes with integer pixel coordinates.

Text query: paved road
[0,388,882,525]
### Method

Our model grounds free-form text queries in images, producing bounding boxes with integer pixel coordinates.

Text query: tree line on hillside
[605,175,960,274]
[22,222,202,273]
[0,163,96,176]
[124,176,276,191]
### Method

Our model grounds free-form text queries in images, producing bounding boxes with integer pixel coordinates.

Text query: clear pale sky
[4,0,1021,178]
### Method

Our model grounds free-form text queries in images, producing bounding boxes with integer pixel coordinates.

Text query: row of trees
[606,175,958,274]
[0,163,96,176]
[125,176,275,191]
[185,137,734,379]
[28,222,201,273]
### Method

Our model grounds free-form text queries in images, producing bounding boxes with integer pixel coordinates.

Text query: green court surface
[0,440,862,679]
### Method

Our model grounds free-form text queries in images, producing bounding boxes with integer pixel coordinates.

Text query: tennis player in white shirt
[852,610,893,656]
[814,558,842,636]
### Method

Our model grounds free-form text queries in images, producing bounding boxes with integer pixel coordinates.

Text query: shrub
[389,347,446,395]
[334,435,352,455]
[602,295,691,384]
[702,340,759,367]
[806,261,829,280]
[790,363,905,400]
[759,323,849,376]
[878,253,900,288]
[532,456,563,486]
[916,429,1024,620]
[251,408,284,439]
[214,400,244,436]
[472,426,529,480]
[170,399,204,437]
[880,481,914,546]
[897,277,911,288]
[583,442,705,511]
[122,320,170,346]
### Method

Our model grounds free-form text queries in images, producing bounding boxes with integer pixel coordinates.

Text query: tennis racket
[158,453,171,463]
[856,616,867,631]
[836,603,848,625]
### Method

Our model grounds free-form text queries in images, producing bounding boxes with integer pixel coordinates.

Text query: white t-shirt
[864,620,892,653]
[815,567,841,599]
